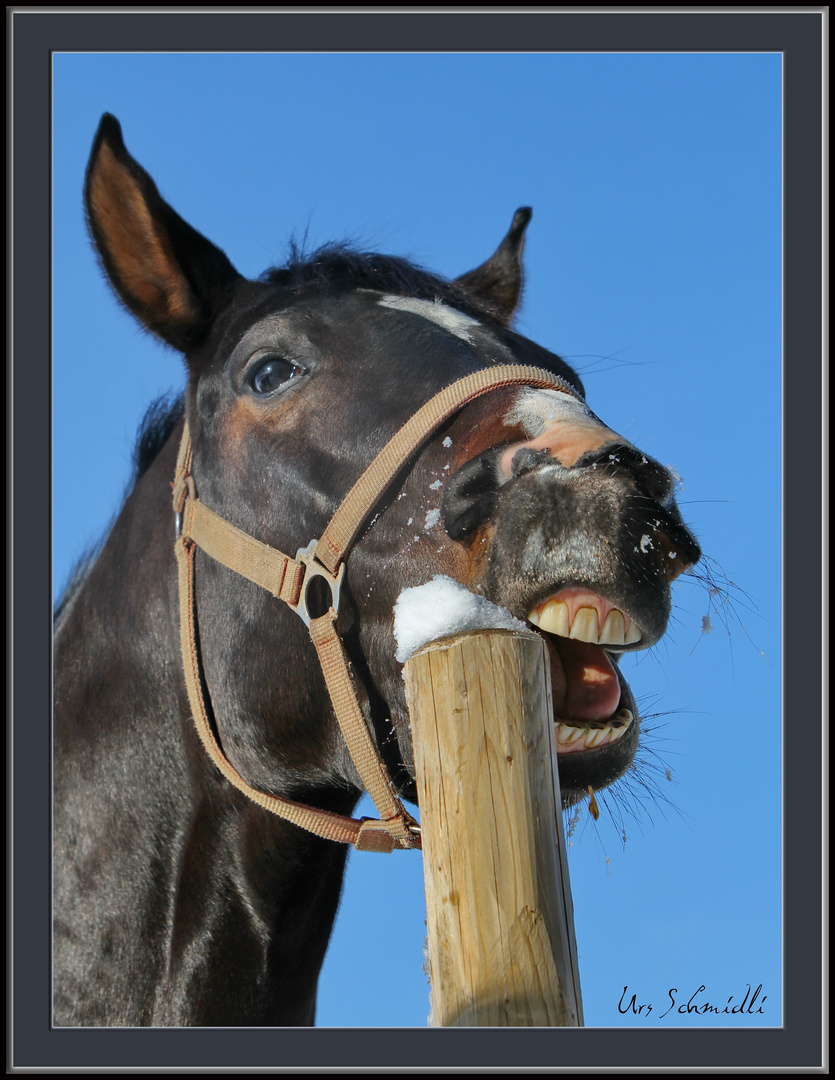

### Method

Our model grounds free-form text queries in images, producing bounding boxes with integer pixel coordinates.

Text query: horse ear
[84,114,242,353]
[453,207,532,325]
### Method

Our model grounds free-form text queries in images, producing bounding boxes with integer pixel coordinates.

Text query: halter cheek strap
[172,363,581,852]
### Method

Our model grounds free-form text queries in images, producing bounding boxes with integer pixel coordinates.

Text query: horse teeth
[569,607,599,643]
[533,599,571,637]
[554,715,633,752]
[528,598,641,646]
[611,708,634,728]
[599,609,626,645]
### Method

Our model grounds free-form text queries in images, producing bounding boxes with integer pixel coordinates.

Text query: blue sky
[52,51,783,1031]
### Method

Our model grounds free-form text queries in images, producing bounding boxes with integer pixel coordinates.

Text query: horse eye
[249,356,304,396]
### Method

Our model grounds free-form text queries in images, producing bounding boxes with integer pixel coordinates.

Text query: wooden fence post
[404,628,583,1027]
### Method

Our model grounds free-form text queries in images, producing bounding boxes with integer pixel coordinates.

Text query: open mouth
[527,587,638,756]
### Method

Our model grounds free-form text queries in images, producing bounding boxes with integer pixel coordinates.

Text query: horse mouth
[526,587,639,757]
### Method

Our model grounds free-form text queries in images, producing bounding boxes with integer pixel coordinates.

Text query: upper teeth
[527,598,641,646]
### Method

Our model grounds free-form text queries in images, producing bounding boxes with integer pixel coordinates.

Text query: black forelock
[259,241,504,325]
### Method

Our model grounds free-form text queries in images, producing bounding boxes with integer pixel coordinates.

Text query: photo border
[10,7,825,1071]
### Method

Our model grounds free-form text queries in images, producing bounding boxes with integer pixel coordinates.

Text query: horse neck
[53,429,351,1025]
[53,433,184,760]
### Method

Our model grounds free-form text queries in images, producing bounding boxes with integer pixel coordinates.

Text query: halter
[173,363,581,852]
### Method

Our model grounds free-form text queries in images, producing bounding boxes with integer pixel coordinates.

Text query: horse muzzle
[438,389,701,807]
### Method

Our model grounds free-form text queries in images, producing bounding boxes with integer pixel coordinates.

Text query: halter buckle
[293,540,346,627]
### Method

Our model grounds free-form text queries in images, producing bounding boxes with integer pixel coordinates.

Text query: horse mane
[261,241,504,324]
[131,393,185,482]
[54,394,185,623]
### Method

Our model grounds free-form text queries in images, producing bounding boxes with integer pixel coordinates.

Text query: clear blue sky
[53,51,783,1030]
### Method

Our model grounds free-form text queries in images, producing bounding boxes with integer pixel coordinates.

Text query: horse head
[84,111,700,816]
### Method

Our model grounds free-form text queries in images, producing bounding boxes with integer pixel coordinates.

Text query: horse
[53,113,701,1027]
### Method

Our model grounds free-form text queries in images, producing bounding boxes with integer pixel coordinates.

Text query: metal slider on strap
[355,816,422,853]
[174,475,196,539]
[292,540,346,628]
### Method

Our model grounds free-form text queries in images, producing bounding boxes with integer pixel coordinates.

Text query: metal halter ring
[293,540,346,627]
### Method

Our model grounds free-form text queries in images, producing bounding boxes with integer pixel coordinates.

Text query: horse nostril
[441,450,503,541]
[636,458,675,503]
[579,444,674,503]
[510,447,551,478]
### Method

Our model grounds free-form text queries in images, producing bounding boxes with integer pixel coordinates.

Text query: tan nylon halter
[173,362,581,852]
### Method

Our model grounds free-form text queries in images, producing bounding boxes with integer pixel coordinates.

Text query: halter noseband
[173,363,581,852]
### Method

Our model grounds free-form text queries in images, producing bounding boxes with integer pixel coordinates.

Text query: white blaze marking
[504,386,598,436]
[499,386,627,473]
[377,295,482,342]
